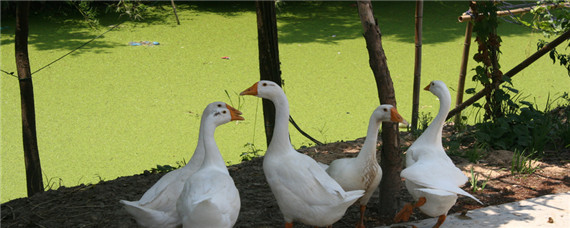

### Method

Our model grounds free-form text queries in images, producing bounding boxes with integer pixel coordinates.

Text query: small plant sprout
[240,142,263,162]
[511,149,541,175]
[469,167,490,192]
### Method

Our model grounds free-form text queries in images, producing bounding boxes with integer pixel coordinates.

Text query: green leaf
[550,50,557,63]
[503,85,519,93]
[466,88,476,94]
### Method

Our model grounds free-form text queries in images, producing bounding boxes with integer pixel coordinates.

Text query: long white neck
[266,91,295,154]
[357,114,381,162]
[416,88,451,148]
[200,120,228,173]
[187,117,206,168]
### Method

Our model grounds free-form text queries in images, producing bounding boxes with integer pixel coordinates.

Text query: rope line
[1,69,17,78]
[30,21,125,75]
[1,20,125,79]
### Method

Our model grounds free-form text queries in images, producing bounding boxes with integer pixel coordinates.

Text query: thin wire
[30,21,125,75]
[1,69,17,78]
[1,20,126,79]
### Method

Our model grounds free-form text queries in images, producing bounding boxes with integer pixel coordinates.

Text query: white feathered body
[401,80,481,218]
[263,145,364,226]
[176,166,240,228]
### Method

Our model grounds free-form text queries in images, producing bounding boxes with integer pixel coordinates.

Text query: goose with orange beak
[121,102,241,228]
[394,80,482,228]
[325,104,406,228]
[240,80,364,228]
[176,104,243,227]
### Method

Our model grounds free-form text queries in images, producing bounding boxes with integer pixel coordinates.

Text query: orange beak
[240,82,258,96]
[226,104,244,121]
[390,108,405,123]
[424,83,431,91]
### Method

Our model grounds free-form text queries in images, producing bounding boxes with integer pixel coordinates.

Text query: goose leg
[393,197,427,223]
[356,205,366,228]
[432,215,446,228]
[286,222,293,228]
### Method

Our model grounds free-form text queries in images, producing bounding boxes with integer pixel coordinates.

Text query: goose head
[206,104,244,127]
[203,102,243,117]
[424,80,450,98]
[373,104,406,124]
[239,80,283,100]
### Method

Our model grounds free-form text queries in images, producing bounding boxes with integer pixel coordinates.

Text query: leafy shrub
[474,93,569,154]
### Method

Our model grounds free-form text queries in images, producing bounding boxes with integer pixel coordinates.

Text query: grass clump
[510,149,540,175]
[469,167,490,192]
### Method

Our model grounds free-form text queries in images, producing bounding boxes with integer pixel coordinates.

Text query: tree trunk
[16,1,44,197]
[255,0,282,146]
[411,0,423,131]
[170,0,180,25]
[357,0,402,217]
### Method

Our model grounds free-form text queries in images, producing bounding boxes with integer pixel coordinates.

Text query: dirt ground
[1,127,569,228]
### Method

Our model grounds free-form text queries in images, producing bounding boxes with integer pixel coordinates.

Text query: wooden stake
[454,21,473,124]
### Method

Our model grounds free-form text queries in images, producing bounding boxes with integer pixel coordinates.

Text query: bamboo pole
[447,29,570,120]
[411,0,423,131]
[454,22,473,124]
[458,2,570,22]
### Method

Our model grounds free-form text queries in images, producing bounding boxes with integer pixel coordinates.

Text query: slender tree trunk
[255,0,282,146]
[411,0,423,131]
[357,0,402,217]
[170,0,180,25]
[16,1,44,197]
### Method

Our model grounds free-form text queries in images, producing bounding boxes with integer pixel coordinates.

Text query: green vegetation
[469,167,490,192]
[510,149,541,175]
[240,142,263,162]
[1,1,568,202]
[474,92,570,154]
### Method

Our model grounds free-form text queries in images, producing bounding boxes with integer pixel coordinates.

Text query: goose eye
[222,110,227,114]
[383,108,388,112]
[262,83,267,86]
[217,104,222,107]
[431,82,435,86]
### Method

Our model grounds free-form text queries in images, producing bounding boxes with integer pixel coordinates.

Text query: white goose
[240,80,364,228]
[176,104,243,228]
[394,80,482,228]
[120,102,240,228]
[326,104,405,228]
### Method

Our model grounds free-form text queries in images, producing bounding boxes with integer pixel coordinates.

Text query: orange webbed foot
[394,203,414,222]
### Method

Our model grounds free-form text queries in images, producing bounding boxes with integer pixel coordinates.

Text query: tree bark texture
[16,1,44,197]
[255,0,282,146]
[357,0,402,217]
[411,0,423,131]
[170,0,180,25]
